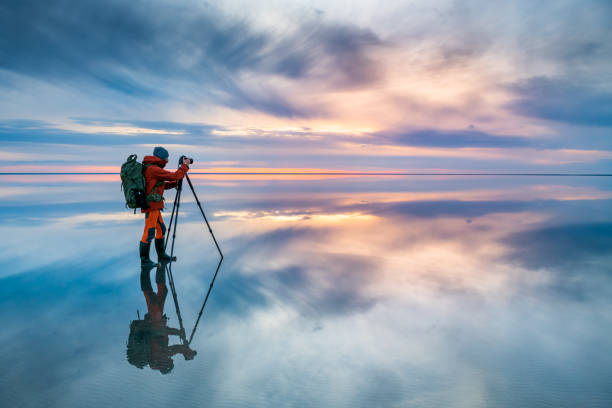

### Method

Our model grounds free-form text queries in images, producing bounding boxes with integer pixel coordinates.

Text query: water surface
[1,174,611,407]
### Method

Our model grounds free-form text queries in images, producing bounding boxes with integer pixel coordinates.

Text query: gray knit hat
[153,146,169,160]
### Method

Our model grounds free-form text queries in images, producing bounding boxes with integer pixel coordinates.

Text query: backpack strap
[142,163,165,203]
[149,180,164,194]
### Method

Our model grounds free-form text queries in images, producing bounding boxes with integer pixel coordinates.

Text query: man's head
[153,146,169,161]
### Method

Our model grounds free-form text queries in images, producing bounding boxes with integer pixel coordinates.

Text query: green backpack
[120,154,163,211]
[121,154,147,210]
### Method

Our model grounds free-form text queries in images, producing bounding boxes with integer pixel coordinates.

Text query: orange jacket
[142,155,189,212]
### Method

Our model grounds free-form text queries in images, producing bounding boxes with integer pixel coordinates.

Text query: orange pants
[141,210,167,244]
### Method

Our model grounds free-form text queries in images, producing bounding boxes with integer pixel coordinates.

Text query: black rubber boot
[140,266,154,291]
[140,241,158,268]
[155,262,167,285]
[155,238,176,262]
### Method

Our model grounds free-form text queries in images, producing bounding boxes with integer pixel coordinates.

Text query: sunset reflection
[1,175,611,406]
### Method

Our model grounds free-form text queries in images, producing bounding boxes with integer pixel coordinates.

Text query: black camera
[179,155,194,165]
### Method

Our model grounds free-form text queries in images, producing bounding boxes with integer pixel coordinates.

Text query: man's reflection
[127,261,196,374]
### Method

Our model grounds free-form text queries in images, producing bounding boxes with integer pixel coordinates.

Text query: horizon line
[1,172,611,176]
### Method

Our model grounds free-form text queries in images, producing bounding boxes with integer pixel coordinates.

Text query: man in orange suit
[139,146,191,267]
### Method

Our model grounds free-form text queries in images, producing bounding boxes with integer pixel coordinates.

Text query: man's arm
[164,181,177,190]
[148,163,189,182]
[166,344,197,359]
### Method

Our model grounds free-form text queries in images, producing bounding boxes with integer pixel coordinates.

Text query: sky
[1,0,611,173]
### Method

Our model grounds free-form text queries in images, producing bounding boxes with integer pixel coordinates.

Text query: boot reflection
[127,261,196,374]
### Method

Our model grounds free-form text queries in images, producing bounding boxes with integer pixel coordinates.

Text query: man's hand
[183,348,197,360]
[182,157,191,167]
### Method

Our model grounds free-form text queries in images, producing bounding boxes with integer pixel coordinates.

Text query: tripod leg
[185,174,223,258]
[188,255,223,344]
[164,261,187,344]
[167,180,182,260]
[164,184,180,249]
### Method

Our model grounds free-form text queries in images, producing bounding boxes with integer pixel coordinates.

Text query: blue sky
[1,0,611,172]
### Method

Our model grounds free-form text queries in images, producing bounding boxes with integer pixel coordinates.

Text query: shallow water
[1,174,611,407]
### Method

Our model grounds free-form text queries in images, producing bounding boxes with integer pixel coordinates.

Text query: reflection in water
[127,244,225,374]
[127,262,196,374]
[1,175,612,406]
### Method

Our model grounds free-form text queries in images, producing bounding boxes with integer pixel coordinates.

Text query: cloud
[1,0,261,80]
[343,200,531,222]
[207,267,270,317]
[2,117,611,174]
[217,226,381,317]
[504,222,612,272]
[377,129,535,148]
[503,221,612,301]
[2,0,611,173]
[515,2,612,72]
[0,119,219,147]
[507,76,612,127]
[279,22,383,88]
[0,0,384,118]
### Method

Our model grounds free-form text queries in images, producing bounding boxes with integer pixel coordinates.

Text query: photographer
[139,146,191,267]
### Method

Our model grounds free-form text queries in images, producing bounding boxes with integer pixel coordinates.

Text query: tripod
[162,173,224,345]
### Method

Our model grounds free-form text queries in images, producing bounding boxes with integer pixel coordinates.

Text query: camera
[179,155,194,165]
